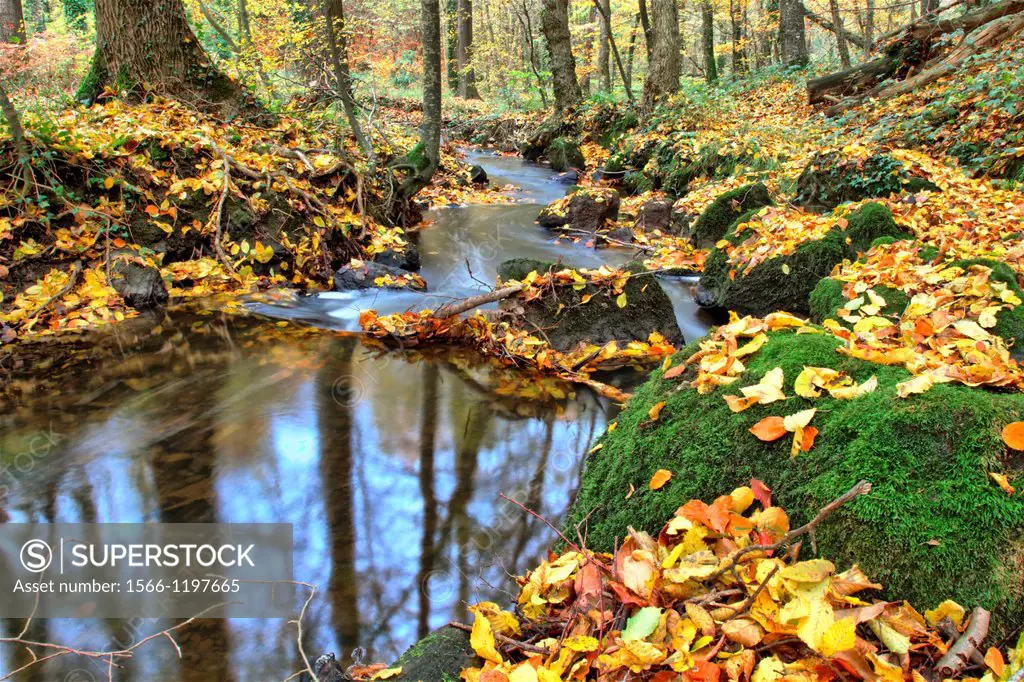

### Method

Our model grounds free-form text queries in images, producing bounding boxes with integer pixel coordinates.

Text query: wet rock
[469,164,489,185]
[333,260,423,291]
[634,199,673,232]
[390,626,480,682]
[110,256,168,309]
[551,170,580,185]
[537,188,620,233]
[546,137,586,172]
[375,241,421,272]
[687,183,772,248]
[497,258,683,352]
[602,226,635,245]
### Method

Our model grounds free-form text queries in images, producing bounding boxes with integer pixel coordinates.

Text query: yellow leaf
[314,216,327,228]
[373,668,402,680]
[470,611,503,664]
[103,177,114,189]
[783,408,816,432]
[819,616,856,656]
[649,468,672,490]
[616,292,628,308]
[564,635,599,652]
[648,401,667,421]
[729,486,755,513]
[989,472,1016,495]
[925,600,966,627]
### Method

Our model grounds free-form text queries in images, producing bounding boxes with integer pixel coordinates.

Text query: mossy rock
[698,203,912,317]
[391,626,479,682]
[496,258,683,351]
[546,137,586,173]
[811,256,1024,354]
[795,152,940,213]
[688,183,773,248]
[622,171,654,196]
[564,330,1024,635]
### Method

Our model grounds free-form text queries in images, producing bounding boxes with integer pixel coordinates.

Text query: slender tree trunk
[237,0,276,97]
[456,0,481,97]
[400,0,443,200]
[325,0,372,155]
[625,12,641,90]
[539,0,582,111]
[445,0,459,91]
[702,0,718,82]
[580,3,597,95]
[779,0,809,65]
[829,0,851,65]
[731,0,747,73]
[519,1,549,106]
[0,0,24,42]
[76,0,257,117]
[25,0,45,33]
[415,364,439,639]
[597,0,611,91]
[864,0,875,53]
[642,0,681,109]
[638,0,653,55]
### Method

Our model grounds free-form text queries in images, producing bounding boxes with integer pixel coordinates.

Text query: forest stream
[0,150,715,681]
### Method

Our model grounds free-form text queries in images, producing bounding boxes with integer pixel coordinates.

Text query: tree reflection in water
[0,309,610,680]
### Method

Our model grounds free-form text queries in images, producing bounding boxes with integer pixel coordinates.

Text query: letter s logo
[20,539,52,572]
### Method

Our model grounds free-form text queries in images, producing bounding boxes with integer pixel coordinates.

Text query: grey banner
[0,524,294,618]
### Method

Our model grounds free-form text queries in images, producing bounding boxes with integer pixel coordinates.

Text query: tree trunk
[597,0,611,91]
[0,0,24,43]
[625,12,640,90]
[638,0,653,56]
[456,0,481,98]
[731,0,747,73]
[415,363,439,639]
[445,0,459,91]
[864,0,875,53]
[325,0,372,155]
[76,0,257,118]
[779,0,809,65]
[518,0,549,106]
[580,3,597,96]
[702,0,718,82]
[539,0,582,111]
[237,0,276,96]
[829,0,852,66]
[642,0,681,109]
[400,0,443,200]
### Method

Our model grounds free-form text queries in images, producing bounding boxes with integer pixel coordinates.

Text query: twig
[704,481,872,584]
[499,492,583,555]
[935,607,991,678]
[724,565,780,621]
[212,154,239,277]
[447,621,550,655]
[433,283,526,318]
[25,260,82,323]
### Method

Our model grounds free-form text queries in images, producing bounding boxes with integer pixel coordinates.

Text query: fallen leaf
[650,469,673,490]
[750,416,787,442]
[649,401,667,421]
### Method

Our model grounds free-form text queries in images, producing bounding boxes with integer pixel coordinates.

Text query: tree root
[935,607,991,678]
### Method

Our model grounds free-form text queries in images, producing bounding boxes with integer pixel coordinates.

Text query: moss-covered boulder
[546,137,586,172]
[795,151,939,213]
[811,256,1024,354]
[497,258,684,351]
[687,183,773,248]
[698,202,912,317]
[390,626,479,682]
[565,330,1024,633]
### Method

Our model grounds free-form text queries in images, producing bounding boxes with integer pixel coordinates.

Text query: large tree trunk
[702,0,718,82]
[399,0,443,201]
[76,0,257,118]
[642,0,681,109]
[779,0,809,65]
[731,0,747,73]
[864,0,875,53]
[456,0,481,98]
[0,0,24,43]
[597,0,611,91]
[829,0,852,66]
[539,0,582,111]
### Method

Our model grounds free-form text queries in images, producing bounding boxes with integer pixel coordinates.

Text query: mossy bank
[565,330,1024,634]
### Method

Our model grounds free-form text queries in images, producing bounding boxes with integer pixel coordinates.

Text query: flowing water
[0,150,714,681]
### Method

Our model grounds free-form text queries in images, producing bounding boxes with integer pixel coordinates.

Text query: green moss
[393,626,478,682]
[810,279,909,323]
[698,203,911,317]
[795,152,933,212]
[622,171,654,196]
[546,137,586,172]
[689,183,773,248]
[75,49,109,104]
[565,331,1024,633]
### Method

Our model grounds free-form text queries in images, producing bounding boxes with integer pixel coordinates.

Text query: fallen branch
[433,283,526,318]
[212,154,239,277]
[704,480,873,584]
[25,260,82,324]
[935,607,991,678]
[447,621,549,655]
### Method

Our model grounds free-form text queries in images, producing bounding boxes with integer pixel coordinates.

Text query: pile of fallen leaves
[447,481,1023,682]
[359,265,679,400]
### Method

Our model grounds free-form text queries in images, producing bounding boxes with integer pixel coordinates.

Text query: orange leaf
[800,425,819,452]
[1001,421,1024,450]
[750,416,787,442]
[649,469,673,490]
[984,647,1005,676]
[649,401,667,421]
[751,478,772,507]
[145,204,160,217]
[664,364,687,379]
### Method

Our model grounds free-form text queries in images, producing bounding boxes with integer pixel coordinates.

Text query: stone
[333,260,423,291]
[634,199,673,232]
[110,257,168,309]
[469,164,488,185]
